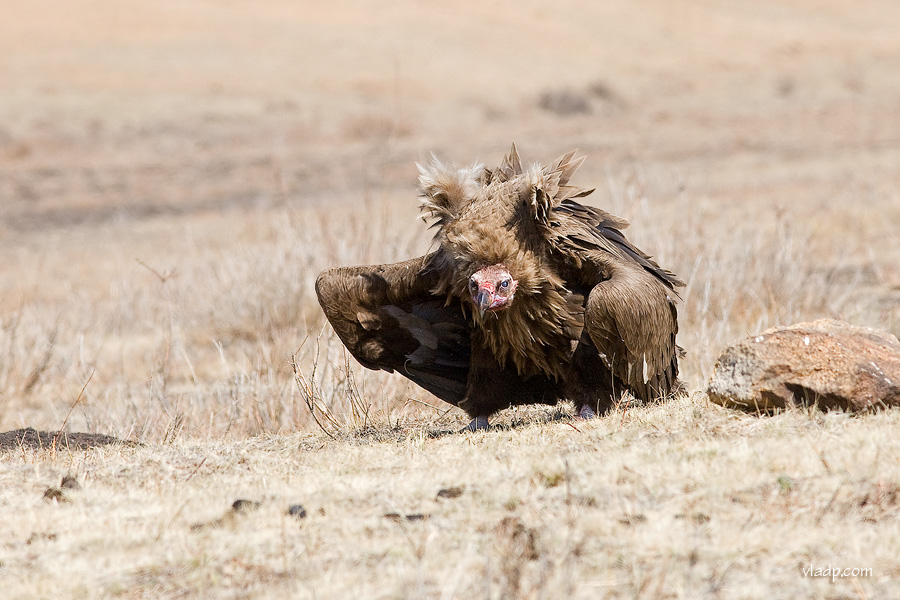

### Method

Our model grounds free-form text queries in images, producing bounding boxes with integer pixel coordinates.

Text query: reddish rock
[707,319,900,412]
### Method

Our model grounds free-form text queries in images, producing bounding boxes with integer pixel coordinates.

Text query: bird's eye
[499,279,510,290]
[469,279,478,291]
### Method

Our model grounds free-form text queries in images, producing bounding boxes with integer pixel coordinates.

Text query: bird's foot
[460,416,490,432]
[577,404,598,420]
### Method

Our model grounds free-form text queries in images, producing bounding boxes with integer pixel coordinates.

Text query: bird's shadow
[425,406,576,439]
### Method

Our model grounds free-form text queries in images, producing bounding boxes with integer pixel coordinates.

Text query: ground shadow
[0,427,131,452]
[425,406,577,439]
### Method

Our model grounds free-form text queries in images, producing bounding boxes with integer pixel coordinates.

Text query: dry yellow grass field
[2,1,900,597]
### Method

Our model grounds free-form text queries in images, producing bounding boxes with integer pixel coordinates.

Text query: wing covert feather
[548,197,682,401]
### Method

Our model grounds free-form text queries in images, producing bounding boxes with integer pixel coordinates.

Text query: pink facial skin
[468,264,518,317]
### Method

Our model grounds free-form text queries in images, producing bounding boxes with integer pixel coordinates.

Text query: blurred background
[2,0,899,438]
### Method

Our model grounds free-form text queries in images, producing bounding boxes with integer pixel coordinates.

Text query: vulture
[316,145,683,430]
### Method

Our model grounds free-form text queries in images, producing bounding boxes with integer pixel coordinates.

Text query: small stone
[383,512,429,522]
[618,513,647,526]
[404,513,428,522]
[26,532,57,544]
[436,486,464,499]
[60,476,81,491]
[231,499,260,514]
[42,488,66,503]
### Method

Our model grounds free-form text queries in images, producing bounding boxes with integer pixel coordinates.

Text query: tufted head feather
[526,149,592,228]
[417,155,485,227]
[488,142,524,183]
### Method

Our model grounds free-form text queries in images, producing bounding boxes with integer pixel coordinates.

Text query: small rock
[404,513,428,522]
[231,499,260,514]
[42,488,67,503]
[26,532,57,544]
[60,475,81,491]
[287,504,307,518]
[383,512,429,522]
[707,319,900,412]
[436,486,464,499]
[618,513,647,526]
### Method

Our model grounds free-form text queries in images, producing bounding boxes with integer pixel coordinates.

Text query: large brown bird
[316,145,683,430]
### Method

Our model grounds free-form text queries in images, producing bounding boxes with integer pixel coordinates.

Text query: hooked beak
[474,289,493,318]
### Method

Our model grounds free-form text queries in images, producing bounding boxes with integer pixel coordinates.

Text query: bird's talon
[461,416,490,432]
[578,404,598,420]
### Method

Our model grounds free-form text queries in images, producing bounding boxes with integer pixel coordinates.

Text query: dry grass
[5,399,900,599]
[3,0,900,598]
[3,184,896,441]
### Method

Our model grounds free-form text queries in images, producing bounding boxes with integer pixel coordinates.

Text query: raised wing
[583,257,680,401]
[551,200,683,401]
[315,253,471,404]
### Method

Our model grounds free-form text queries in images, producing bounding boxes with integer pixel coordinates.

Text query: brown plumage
[316,145,684,429]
